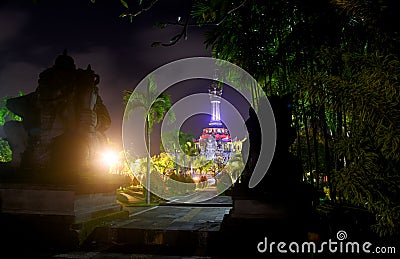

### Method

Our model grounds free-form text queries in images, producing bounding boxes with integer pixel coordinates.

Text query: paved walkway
[51,195,233,258]
[120,206,231,231]
[165,187,221,204]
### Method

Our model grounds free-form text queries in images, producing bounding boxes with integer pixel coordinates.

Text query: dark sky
[0,0,250,152]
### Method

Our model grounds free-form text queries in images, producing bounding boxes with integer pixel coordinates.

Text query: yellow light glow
[101,150,119,168]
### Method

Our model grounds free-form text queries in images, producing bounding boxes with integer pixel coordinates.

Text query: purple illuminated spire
[209,84,223,126]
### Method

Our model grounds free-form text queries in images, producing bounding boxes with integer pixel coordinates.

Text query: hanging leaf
[120,0,129,9]
[154,22,167,29]
[151,41,162,47]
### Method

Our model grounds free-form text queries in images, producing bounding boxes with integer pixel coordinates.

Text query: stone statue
[4,50,111,174]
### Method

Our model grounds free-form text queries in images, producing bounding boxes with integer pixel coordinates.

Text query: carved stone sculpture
[4,50,111,173]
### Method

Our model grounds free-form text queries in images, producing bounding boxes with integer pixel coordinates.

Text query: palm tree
[161,130,197,175]
[124,75,174,204]
[183,141,199,176]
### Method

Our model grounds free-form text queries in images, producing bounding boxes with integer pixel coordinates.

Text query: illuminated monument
[195,84,241,163]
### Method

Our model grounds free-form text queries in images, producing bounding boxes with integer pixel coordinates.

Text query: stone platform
[0,182,127,252]
[0,183,121,222]
[85,205,232,256]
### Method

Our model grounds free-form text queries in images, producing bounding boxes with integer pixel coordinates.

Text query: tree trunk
[293,98,303,171]
[312,105,319,190]
[146,116,151,205]
[301,98,313,185]
[320,107,333,200]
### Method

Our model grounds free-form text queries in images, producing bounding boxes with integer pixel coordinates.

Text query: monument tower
[195,84,241,163]
[209,85,222,126]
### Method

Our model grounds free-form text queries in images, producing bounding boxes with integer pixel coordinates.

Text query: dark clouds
[0,7,29,48]
[0,0,212,144]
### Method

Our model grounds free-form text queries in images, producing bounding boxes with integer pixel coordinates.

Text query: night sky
[0,0,251,151]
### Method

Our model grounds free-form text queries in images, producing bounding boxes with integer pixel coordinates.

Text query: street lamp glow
[101,149,119,168]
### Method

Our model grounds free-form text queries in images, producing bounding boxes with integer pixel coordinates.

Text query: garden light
[101,149,120,169]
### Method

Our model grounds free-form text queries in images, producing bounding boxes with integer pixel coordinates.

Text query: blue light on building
[195,84,242,164]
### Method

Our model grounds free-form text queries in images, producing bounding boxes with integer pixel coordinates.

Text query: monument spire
[209,83,223,126]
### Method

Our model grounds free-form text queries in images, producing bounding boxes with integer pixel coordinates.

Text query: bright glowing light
[101,150,119,168]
